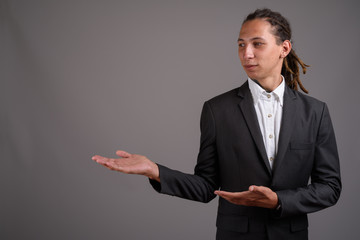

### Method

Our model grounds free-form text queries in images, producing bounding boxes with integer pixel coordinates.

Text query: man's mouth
[243,64,258,70]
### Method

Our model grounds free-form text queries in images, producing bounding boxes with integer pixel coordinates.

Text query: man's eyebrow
[237,37,265,42]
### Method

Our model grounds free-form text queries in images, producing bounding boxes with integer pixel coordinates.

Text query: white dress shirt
[248,77,285,169]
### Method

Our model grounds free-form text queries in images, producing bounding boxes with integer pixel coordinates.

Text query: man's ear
[281,40,292,58]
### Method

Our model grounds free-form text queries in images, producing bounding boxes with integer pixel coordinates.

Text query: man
[92,8,341,240]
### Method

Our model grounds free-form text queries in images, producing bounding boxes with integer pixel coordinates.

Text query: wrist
[271,192,279,209]
[147,162,160,182]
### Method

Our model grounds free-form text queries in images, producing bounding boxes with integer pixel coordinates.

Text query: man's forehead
[238,20,274,41]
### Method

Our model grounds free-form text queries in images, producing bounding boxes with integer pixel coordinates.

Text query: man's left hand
[214,186,278,209]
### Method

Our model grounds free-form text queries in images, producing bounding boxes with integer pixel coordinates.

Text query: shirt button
[269,134,273,139]
[270,157,274,161]
[268,114,272,118]
[267,94,271,99]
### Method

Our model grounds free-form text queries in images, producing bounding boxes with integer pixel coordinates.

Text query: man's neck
[253,75,283,92]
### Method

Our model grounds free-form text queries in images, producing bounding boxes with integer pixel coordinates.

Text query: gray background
[1,0,359,239]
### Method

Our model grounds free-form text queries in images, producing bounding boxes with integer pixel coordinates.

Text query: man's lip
[244,64,258,69]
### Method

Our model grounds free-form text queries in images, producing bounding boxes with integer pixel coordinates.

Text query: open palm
[92,150,159,181]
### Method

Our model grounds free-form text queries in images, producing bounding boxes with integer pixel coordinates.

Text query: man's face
[238,19,285,82]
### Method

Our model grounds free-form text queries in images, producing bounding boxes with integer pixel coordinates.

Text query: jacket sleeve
[149,101,219,203]
[275,103,342,218]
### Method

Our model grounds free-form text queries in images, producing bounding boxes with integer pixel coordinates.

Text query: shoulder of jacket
[205,82,247,106]
[294,90,325,107]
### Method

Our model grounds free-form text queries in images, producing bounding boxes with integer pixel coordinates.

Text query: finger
[100,161,113,169]
[249,185,257,192]
[249,185,266,192]
[214,190,238,198]
[214,190,229,197]
[214,191,249,206]
[116,150,132,158]
[92,155,110,164]
[249,185,271,195]
[214,191,231,201]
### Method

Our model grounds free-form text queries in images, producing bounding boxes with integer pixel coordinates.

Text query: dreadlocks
[243,8,310,93]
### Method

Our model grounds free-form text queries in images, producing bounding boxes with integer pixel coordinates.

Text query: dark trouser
[216,228,268,240]
[216,228,308,240]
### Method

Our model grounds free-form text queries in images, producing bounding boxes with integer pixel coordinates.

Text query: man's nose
[243,46,254,59]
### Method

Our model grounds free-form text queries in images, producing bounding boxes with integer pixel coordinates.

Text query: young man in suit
[92,8,341,240]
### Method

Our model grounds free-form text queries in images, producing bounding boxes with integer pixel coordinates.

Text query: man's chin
[246,72,258,80]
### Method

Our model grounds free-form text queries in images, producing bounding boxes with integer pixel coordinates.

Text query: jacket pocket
[216,213,248,233]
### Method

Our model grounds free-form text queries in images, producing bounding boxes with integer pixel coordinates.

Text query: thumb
[249,185,262,192]
[249,185,270,194]
[116,150,132,158]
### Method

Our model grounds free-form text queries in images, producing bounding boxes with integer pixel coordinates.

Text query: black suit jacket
[150,81,341,240]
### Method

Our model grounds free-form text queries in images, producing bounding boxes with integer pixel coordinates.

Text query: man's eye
[238,43,245,47]
[254,42,263,47]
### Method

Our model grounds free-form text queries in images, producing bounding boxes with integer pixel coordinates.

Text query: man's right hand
[92,150,160,182]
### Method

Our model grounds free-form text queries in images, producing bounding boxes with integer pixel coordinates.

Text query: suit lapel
[272,86,297,174]
[237,82,272,176]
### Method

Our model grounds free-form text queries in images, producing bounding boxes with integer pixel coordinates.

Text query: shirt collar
[248,76,285,106]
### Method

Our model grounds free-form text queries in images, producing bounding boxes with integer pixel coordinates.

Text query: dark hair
[243,8,309,93]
